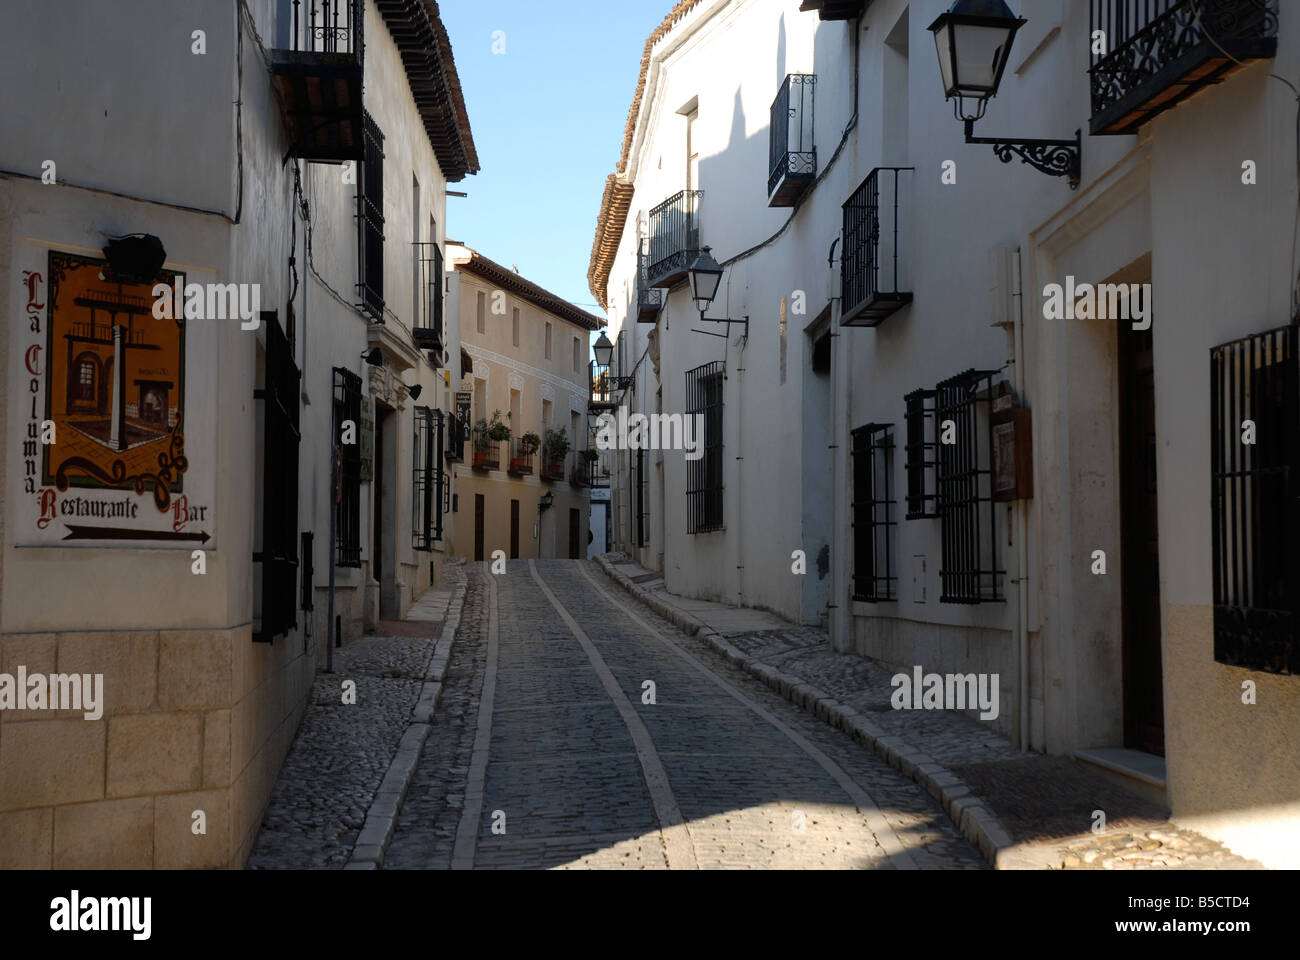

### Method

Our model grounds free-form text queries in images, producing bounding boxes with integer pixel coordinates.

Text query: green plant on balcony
[544,428,570,461]
[475,410,511,445]
[519,431,540,455]
[583,449,599,462]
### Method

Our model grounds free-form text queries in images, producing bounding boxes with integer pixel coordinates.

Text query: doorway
[568,507,581,559]
[510,498,520,559]
[1118,300,1164,756]
[374,405,398,618]
[474,493,485,562]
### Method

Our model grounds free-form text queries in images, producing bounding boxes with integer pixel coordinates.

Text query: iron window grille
[1089,1,1279,136]
[841,167,913,326]
[333,367,363,567]
[647,190,703,288]
[254,312,301,642]
[413,406,445,550]
[686,361,725,533]
[413,241,443,351]
[768,74,816,206]
[357,109,385,322]
[1211,323,1299,674]
[852,423,897,602]
[936,369,1004,603]
[904,388,940,519]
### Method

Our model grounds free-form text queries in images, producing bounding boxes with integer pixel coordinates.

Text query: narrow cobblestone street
[382,560,985,869]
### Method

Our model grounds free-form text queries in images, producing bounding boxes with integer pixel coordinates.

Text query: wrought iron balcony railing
[636,236,664,322]
[841,167,913,327]
[471,426,500,471]
[646,190,702,289]
[271,0,365,162]
[540,444,567,482]
[445,412,465,462]
[769,74,817,207]
[1090,0,1278,136]
[412,242,444,354]
[570,454,593,488]
[508,439,535,476]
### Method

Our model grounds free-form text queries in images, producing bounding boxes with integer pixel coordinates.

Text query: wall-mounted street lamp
[102,234,167,284]
[928,0,1080,189]
[687,247,749,340]
[592,331,633,391]
[407,383,422,401]
[361,347,384,366]
[538,491,554,513]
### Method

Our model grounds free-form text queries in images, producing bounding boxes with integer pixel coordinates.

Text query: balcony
[412,242,444,357]
[841,167,912,327]
[540,444,567,482]
[589,360,619,414]
[508,437,536,476]
[1090,0,1278,136]
[646,190,702,289]
[798,0,868,20]
[570,452,598,488]
[471,427,500,471]
[636,237,663,322]
[270,0,365,162]
[445,413,465,463]
[769,75,817,207]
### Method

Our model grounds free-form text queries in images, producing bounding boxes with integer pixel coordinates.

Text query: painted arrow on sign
[62,525,211,543]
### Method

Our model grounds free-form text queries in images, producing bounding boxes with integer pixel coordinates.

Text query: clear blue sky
[439,0,670,317]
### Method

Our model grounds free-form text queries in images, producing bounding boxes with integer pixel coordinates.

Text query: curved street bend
[379,560,985,870]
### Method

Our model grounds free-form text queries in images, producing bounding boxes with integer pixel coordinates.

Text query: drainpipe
[1012,247,1030,751]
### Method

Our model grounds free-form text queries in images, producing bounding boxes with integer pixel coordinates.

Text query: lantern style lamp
[593,331,614,369]
[687,246,747,341]
[928,0,1080,188]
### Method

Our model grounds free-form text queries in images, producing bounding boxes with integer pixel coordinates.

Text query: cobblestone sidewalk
[246,565,465,869]
[597,554,1264,871]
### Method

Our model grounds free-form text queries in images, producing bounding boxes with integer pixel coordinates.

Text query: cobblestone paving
[708,625,1263,868]
[386,560,986,870]
[246,570,462,870]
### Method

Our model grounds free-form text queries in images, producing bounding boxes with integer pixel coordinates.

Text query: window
[904,388,939,518]
[300,531,314,614]
[334,367,363,567]
[686,361,724,533]
[476,291,486,334]
[1211,324,1299,674]
[512,307,520,347]
[357,109,384,322]
[545,322,553,360]
[255,312,301,641]
[413,406,445,550]
[852,423,896,601]
[574,336,582,372]
[413,240,442,348]
[936,369,1003,603]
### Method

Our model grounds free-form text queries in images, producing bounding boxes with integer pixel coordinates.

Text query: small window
[334,367,363,568]
[904,388,939,518]
[512,307,520,347]
[1212,324,1299,674]
[574,336,582,372]
[936,369,1003,603]
[413,406,445,550]
[545,322,553,360]
[686,361,724,533]
[851,423,896,602]
[476,291,485,334]
[632,447,648,547]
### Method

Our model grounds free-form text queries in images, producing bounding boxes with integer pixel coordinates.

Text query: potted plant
[511,431,540,475]
[473,412,508,469]
[519,432,540,455]
[543,428,569,479]
[486,410,511,443]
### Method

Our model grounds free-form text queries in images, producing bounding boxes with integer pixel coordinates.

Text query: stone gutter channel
[344,575,468,870]
[594,555,1025,869]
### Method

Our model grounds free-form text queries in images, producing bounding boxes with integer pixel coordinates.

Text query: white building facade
[0,0,476,867]
[589,0,1299,867]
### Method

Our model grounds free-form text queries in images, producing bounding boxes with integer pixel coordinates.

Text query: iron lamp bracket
[963,119,1081,190]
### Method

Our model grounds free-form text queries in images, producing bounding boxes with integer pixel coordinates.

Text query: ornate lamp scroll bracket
[964,120,1082,190]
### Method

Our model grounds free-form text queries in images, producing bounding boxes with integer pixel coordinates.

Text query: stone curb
[345,574,468,869]
[593,554,1021,870]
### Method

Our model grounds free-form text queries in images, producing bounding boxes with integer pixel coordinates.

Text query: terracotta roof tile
[459,248,606,332]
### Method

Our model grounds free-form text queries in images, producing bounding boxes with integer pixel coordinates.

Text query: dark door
[474,493,485,562]
[1119,317,1164,756]
[374,408,385,586]
[568,508,580,560]
[510,499,519,559]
